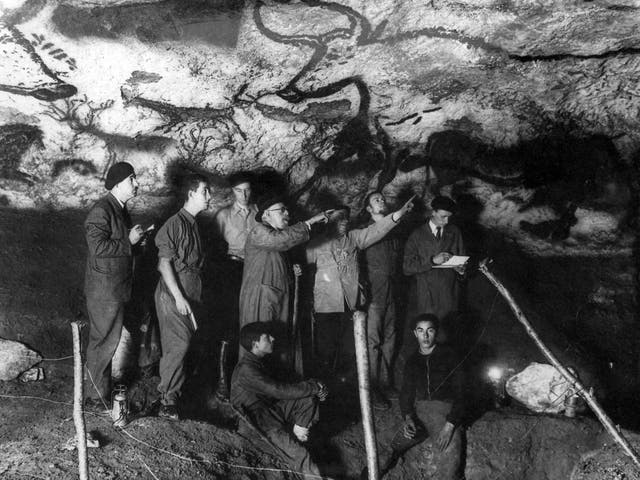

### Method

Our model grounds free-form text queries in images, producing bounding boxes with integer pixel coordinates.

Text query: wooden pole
[71,321,89,480]
[479,258,640,469]
[292,272,304,376]
[214,340,230,401]
[353,310,379,480]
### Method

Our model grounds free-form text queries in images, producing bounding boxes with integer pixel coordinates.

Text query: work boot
[158,404,179,420]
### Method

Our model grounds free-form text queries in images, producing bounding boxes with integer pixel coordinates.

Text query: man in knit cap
[84,162,143,409]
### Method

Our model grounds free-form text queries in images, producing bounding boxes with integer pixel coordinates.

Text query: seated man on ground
[230,322,329,478]
[378,314,466,479]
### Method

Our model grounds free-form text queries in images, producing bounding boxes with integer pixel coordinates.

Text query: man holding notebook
[402,195,466,342]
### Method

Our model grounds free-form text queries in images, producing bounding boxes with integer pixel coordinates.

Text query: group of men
[83,162,467,479]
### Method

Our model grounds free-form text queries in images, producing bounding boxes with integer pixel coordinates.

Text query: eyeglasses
[266,206,288,214]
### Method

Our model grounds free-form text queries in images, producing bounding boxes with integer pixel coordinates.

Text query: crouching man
[231,322,329,478]
[379,314,465,479]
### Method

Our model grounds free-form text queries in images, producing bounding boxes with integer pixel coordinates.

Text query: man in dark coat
[403,195,466,339]
[231,322,328,479]
[376,314,465,479]
[84,162,143,407]
[238,196,327,363]
[154,174,211,420]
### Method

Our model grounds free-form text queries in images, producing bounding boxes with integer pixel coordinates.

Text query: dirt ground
[1,206,640,479]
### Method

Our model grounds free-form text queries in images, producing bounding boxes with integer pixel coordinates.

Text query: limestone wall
[0,0,638,246]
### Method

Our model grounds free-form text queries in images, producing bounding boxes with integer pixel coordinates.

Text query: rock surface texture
[0,0,636,238]
[0,338,42,381]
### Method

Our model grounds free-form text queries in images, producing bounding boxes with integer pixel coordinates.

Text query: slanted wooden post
[479,258,640,469]
[353,310,379,480]
[71,321,89,480]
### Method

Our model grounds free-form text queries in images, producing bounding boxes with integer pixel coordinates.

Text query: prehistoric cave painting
[44,94,173,178]
[0,124,43,184]
[176,123,233,170]
[29,33,77,71]
[249,0,509,200]
[51,159,97,179]
[121,87,244,139]
[0,23,77,101]
[406,129,631,239]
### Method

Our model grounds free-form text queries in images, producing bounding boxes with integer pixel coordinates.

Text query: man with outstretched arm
[305,196,413,388]
[361,191,406,406]
[84,162,142,409]
[374,314,465,479]
[154,174,211,420]
[231,322,329,479]
[239,195,328,364]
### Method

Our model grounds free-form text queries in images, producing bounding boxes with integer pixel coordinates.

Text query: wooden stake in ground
[479,258,640,469]
[291,269,304,376]
[353,310,379,480]
[71,321,89,480]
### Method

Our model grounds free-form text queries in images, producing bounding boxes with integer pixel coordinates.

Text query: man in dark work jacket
[381,313,465,479]
[84,162,143,407]
[231,322,329,479]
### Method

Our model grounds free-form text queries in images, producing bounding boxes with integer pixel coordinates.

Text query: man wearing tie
[402,196,465,342]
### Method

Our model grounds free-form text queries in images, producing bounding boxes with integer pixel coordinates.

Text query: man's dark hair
[431,195,456,213]
[228,171,253,188]
[181,173,208,202]
[239,322,272,352]
[363,191,383,210]
[411,313,440,331]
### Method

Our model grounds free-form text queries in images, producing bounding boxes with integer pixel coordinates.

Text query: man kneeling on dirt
[231,322,329,478]
[377,314,465,479]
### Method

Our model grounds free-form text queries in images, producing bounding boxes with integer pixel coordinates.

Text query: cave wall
[1,0,639,376]
[1,0,638,222]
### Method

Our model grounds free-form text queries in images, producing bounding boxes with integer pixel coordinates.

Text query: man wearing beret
[403,195,466,342]
[238,196,327,364]
[84,162,143,409]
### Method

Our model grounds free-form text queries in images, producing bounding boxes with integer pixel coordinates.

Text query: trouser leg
[85,298,124,400]
[380,300,397,387]
[367,303,384,386]
[221,258,243,364]
[280,396,320,429]
[266,428,323,479]
[313,312,341,371]
[415,401,464,480]
[156,287,194,406]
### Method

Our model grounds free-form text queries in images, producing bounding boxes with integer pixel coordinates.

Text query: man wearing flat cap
[305,196,414,382]
[403,195,466,342]
[84,162,143,408]
[238,196,327,364]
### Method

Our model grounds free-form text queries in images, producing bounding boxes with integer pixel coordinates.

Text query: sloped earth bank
[1,206,640,479]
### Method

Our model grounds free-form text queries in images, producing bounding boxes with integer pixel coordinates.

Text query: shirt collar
[108,192,125,209]
[179,207,196,225]
[428,220,441,236]
[232,202,257,216]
